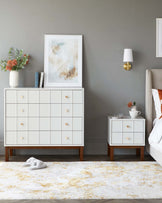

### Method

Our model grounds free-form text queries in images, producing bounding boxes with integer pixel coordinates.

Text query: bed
[145,69,162,166]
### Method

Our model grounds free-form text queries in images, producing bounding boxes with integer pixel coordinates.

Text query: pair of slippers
[23,157,47,170]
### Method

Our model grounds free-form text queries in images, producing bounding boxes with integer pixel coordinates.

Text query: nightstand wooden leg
[9,148,13,156]
[5,147,9,162]
[110,147,114,161]
[79,147,84,161]
[140,147,144,161]
[136,148,140,156]
[107,144,110,156]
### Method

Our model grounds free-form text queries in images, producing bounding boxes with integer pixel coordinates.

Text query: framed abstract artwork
[44,35,82,87]
[156,18,162,57]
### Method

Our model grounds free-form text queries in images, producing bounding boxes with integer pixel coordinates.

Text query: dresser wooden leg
[5,147,9,162]
[136,148,140,156]
[110,147,114,161]
[9,148,13,156]
[79,147,84,161]
[140,147,144,161]
[108,144,110,157]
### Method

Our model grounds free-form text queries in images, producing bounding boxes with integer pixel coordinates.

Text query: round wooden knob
[66,137,69,140]
[21,109,24,112]
[21,96,24,99]
[20,123,24,126]
[21,137,24,140]
[66,109,69,112]
[65,96,69,98]
[126,125,130,128]
[65,123,69,126]
[126,137,130,140]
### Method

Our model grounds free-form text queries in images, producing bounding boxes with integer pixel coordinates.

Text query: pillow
[152,89,161,118]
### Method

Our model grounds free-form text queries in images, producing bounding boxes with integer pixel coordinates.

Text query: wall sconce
[123,48,133,71]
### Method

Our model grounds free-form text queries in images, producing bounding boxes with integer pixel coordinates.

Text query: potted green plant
[0,47,30,87]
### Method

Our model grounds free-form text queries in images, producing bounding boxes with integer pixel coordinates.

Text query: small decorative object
[0,48,29,87]
[156,18,162,57]
[35,72,40,88]
[44,35,82,87]
[123,48,133,70]
[39,72,44,88]
[128,101,141,118]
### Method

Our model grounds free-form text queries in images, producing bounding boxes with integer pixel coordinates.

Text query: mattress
[147,143,162,166]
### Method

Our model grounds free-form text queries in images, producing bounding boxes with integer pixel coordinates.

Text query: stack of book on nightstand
[35,72,44,88]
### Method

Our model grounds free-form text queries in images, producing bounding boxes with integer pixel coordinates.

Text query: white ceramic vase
[9,71,19,88]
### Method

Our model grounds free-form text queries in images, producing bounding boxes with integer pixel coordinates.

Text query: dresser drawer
[134,133,144,144]
[73,91,83,103]
[51,118,61,130]
[123,121,133,132]
[29,104,39,117]
[28,131,39,144]
[6,90,16,103]
[123,133,133,144]
[17,104,28,117]
[51,91,61,103]
[28,118,39,131]
[17,118,28,131]
[62,118,72,131]
[28,91,39,103]
[62,91,72,103]
[17,91,28,103]
[6,118,17,131]
[17,132,28,144]
[51,104,61,117]
[40,91,50,103]
[51,131,61,144]
[62,104,72,117]
[6,104,17,117]
[62,131,72,144]
[5,132,17,145]
[111,120,122,132]
[133,120,144,132]
[111,133,122,144]
[73,131,82,145]
[73,118,82,130]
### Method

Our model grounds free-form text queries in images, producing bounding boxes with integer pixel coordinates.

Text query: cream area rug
[0,161,162,199]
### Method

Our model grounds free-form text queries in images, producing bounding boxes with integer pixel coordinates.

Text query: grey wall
[0,0,162,155]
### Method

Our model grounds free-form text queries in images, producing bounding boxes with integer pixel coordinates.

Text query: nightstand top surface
[108,116,145,120]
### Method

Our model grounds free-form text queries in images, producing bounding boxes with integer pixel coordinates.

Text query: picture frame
[44,34,82,87]
[156,18,162,57]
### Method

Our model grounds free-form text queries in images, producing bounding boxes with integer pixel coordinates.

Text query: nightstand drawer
[62,131,72,144]
[111,121,122,132]
[133,120,144,132]
[17,118,28,131]
[111,133,122,144]
[123,133,133,144]
[17,104,28,117]
[17,91,28,103]
[134,133,144,144]
[123,121,133,132]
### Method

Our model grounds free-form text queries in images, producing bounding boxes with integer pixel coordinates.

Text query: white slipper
[23,157,37,167]
[30,160,47,170]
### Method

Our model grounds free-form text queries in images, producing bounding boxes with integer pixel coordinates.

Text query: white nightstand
[107,116,145,161]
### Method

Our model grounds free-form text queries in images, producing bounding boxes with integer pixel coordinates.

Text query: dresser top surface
[4,88,84,90]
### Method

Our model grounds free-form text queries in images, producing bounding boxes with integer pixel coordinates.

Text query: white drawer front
[6,90,16,103]
[51,91,61,103]
[6,118,16,131]
[62,131,72,144]
[111,133,122,144]
[62,91,72,103]
[123,133,133,144]
[17,132,28,144]
[17,118,28,131]
[28,118,39,131]
[28,131,39,144]
[134,120,144,132]
[40,118,50,130]
[73,131,82,145]
[17,91,28,103]
[73,104,83,117]
[134,133,144,144]
[40,131,50,144]
[73,91,83,103]
[18,104,28,117]
[6,132,17,145]
[51,118,61,130]
[40,91,50,103]
[51,131,61,144]
[123,121,133,132]
[51,104,61,117]
[62,118,72,131]
[29,104,39,117]
[111,120,122,132]
[62,104,72,117]
[28,91,39,103]
[40,104,50,117]
[6,104,17,117]
[73,118,82,130]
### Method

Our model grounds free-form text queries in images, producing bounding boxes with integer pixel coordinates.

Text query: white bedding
[149,118,162,144]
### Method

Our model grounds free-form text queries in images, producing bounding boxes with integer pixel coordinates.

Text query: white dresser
[107,116,145,161]
[4,88,84,161]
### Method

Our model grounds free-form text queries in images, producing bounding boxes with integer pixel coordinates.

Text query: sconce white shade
[123,49,133,62]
